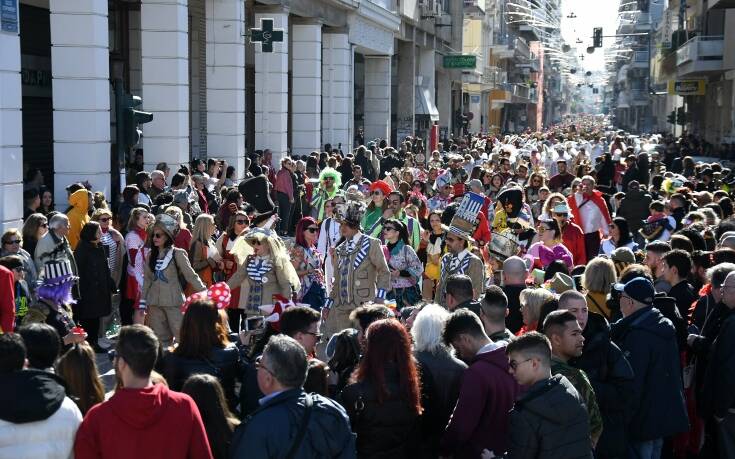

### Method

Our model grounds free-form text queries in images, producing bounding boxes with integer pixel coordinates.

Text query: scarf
[154,248,174,282]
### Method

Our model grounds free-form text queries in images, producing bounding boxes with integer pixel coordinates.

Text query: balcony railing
[630,89,649,105]
[677,35,724,65]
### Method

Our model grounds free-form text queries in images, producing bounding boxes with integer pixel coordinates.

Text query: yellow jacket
[67,189,90,250]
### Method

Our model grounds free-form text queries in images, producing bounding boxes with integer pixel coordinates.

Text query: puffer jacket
[230,388,356,459]
[0,369,83,459]
[610,306,689,441]
[570,312,635,457]
[506,374,593,459]
[66,189,90,250]
[340,365,421,458]
[162,344,241,409]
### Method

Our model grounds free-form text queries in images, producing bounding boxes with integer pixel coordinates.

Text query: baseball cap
[613,277,655,305]
[552,202,570,214]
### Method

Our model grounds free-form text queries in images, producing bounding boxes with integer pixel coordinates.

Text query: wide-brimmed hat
[153,213,178,241]
[41,260,79,286]
[549,272,575,294]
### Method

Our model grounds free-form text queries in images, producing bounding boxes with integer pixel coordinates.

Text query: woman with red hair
[340,318,422,457]
[290,217,325,310]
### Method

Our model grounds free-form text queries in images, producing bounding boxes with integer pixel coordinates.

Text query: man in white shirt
[567,176,612,262]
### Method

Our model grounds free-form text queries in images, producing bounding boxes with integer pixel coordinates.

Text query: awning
[415,87,440,121]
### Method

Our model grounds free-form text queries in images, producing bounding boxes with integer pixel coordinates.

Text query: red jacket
[472,211,491,245]
[75,384,212,459]
[0,265,15,332]
[562,221,587,266]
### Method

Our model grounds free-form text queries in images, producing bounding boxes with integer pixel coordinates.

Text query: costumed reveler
[434,193,486,304]
[142,213,206,346]
[22,260,86,348]
[381,218,423,310]
[227,226,301,316]
[361,180,392,240]
[322,200,391,340]
[310,167,344,222]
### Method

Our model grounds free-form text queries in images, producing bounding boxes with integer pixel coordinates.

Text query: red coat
[74,384,213,459]
[473,211,492,245]
[562,221,587,266]
[0,265,14,332]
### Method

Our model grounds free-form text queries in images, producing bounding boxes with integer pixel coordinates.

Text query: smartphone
[245,316,265,331]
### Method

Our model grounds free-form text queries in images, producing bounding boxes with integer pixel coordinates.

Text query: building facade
[0,0,464,232]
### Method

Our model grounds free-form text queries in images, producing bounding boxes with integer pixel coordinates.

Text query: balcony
[507,83,535,104]
[489,34,515,59]
[511,37,531,60]
[676,35,724,77]
[630,89,649,106]
[516,52,540,73]
[630,50,649,69]
[709,0,735,9]
[634,12,651,32]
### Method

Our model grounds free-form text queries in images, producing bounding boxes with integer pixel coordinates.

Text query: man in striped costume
[322,200,390,341]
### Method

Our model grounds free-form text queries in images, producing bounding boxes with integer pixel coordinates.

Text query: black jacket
[667,280,697,322]
[699,308,735,420]
[570,313,635,458]
[615,189,653,233]
[506,375,592,459]
[504,284,526,334]
[230,389,356,459]
[340,365,421,458]
[690,300,728,396]
[610,306,689,441]
[73,240,114,319]
[162,344,241,410]
[415,349,467,458]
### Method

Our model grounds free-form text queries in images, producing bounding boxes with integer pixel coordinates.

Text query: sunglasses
[99,217,111,223]
[152,232,166,239]
[3,240,20,245]
[305,227,319,233]
[235,219,248,225]
[248,240,262,246]
[372,191,383,196]
[387,199,401,205]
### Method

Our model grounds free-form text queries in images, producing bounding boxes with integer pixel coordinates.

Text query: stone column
[322,32,351,152]
[206,0,246,179]
[50,0,111,200]
[0,13,23,231]
[254,9,288,168]
[364,55,391,144]
[396,40,415,139]
[436,70,452,132]
[291,21,321,156]
[141,0,189,170]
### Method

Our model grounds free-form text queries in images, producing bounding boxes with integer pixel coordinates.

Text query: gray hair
[411,304,450,354]
[151,170,165,180]
[558,290,586,309]
[503,256,529,274]
[262,335,308,389]
[707,262,735,288]
[48,214,69,230]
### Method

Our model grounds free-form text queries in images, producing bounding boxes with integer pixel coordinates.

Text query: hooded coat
[506,374,593,459]
[66,189,90,250]
[440,346,520,458]
[74,383,212,459]
[610,306,689,442]
[0,369,83,459]
[570,312,635,457]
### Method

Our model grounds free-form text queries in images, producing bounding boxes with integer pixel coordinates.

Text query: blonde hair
[127,207,149,232]
[542,192,566,217]
[519,288,555,324]
[191,213,215,246]
[582,257,617,294]
[91,208,113,221]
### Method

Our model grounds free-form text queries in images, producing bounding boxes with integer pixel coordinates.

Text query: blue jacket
[610,306,689,441]
[230,389,356,459]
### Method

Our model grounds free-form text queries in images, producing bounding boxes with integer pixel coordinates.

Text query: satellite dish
[570,68,577,74]
[587,46,595,54]
[585,71,592,77]
[562,44,571,53]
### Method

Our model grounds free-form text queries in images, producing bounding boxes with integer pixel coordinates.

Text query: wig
[318,167,342,189]
[37,278,76,306]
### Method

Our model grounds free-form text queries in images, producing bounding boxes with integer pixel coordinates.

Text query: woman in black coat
[73,221,115,352]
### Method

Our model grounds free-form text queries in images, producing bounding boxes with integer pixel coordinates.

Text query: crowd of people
[1,118,735,459]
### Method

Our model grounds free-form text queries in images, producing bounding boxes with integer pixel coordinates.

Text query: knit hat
[613,276,655,305]
[153,213,178,241]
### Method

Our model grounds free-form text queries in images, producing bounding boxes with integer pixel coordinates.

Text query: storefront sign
[443,55,477,69]
[1,0,18,33]
[668,79,706,96]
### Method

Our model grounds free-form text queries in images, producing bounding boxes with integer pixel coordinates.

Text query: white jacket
[0,396,82,459]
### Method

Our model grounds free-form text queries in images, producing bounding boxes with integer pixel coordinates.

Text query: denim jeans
[628,438,663,459]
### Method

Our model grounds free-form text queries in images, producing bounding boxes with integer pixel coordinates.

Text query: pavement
[94,338,117,392]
